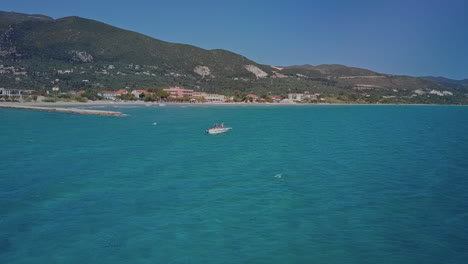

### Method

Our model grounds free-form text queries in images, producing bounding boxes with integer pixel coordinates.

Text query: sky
[2,0,468,79]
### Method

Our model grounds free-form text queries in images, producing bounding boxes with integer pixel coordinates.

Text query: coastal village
[0,86,323,104]
[0,62,463,105]
[0,63,327,104]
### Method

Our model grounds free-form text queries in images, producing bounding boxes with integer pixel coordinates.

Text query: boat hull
[206,128,232,134]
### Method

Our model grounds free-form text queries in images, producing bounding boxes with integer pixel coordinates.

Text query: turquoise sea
[1,105,467,263]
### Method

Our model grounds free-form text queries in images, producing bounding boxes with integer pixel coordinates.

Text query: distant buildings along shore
[1,86,331,104]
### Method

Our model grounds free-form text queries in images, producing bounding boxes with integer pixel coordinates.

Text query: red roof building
[268,96,282,99]
[268,95,282,102]
[99,89,128,100]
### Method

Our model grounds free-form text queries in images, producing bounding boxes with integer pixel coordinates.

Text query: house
[21,90,35,95]
[57,69,72,74]
[246,94,258,102]
[163,87,193,98]
[99,89,128,100]
[268,96,282,102]
[131,90,150,98]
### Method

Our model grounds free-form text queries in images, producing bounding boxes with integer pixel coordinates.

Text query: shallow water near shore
[1,105,468,263]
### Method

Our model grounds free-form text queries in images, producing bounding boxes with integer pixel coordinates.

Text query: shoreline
[0,101,465,116]
[1,101,466,108]
[0,104,124,116]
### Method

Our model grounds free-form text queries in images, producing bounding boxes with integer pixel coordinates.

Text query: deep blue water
[1,105,468,263]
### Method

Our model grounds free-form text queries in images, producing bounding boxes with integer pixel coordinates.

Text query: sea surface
[1,105,467,264]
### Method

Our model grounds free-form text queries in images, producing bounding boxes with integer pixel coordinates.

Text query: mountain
[1,11,467,104]
[282,64,383,77]
[420,76,468,86]
[0,11,52,30]
[0,12,273,77]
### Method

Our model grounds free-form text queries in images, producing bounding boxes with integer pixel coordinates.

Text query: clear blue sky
[3,0,467,79]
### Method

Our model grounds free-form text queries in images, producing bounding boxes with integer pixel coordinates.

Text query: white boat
[206,127,232,134]
[206,123,232,134]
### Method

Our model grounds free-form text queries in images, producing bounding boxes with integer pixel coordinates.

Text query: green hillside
[0,11,52,31]
[1,13,271,77]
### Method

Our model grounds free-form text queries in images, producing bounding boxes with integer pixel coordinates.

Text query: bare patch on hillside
[271,66,284,71]
[71,50,93,63]
[244,65,268,78]
[194,65,211,78]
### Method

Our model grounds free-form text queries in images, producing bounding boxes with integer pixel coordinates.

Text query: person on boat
[220,123,224,128]
[212,124,218,129]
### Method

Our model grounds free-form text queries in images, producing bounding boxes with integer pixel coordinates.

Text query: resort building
[288,91,319,102]
[163,87,193,98]
[192,92,226,102]
[192,91,207,99]
[99,89,128,100]
[204,93,226,102]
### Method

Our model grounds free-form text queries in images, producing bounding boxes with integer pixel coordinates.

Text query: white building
[98,89,128,100]
[288,93,305,101]
[288,91,319,102]
[205,94,226,102]
[0,88,23,96]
